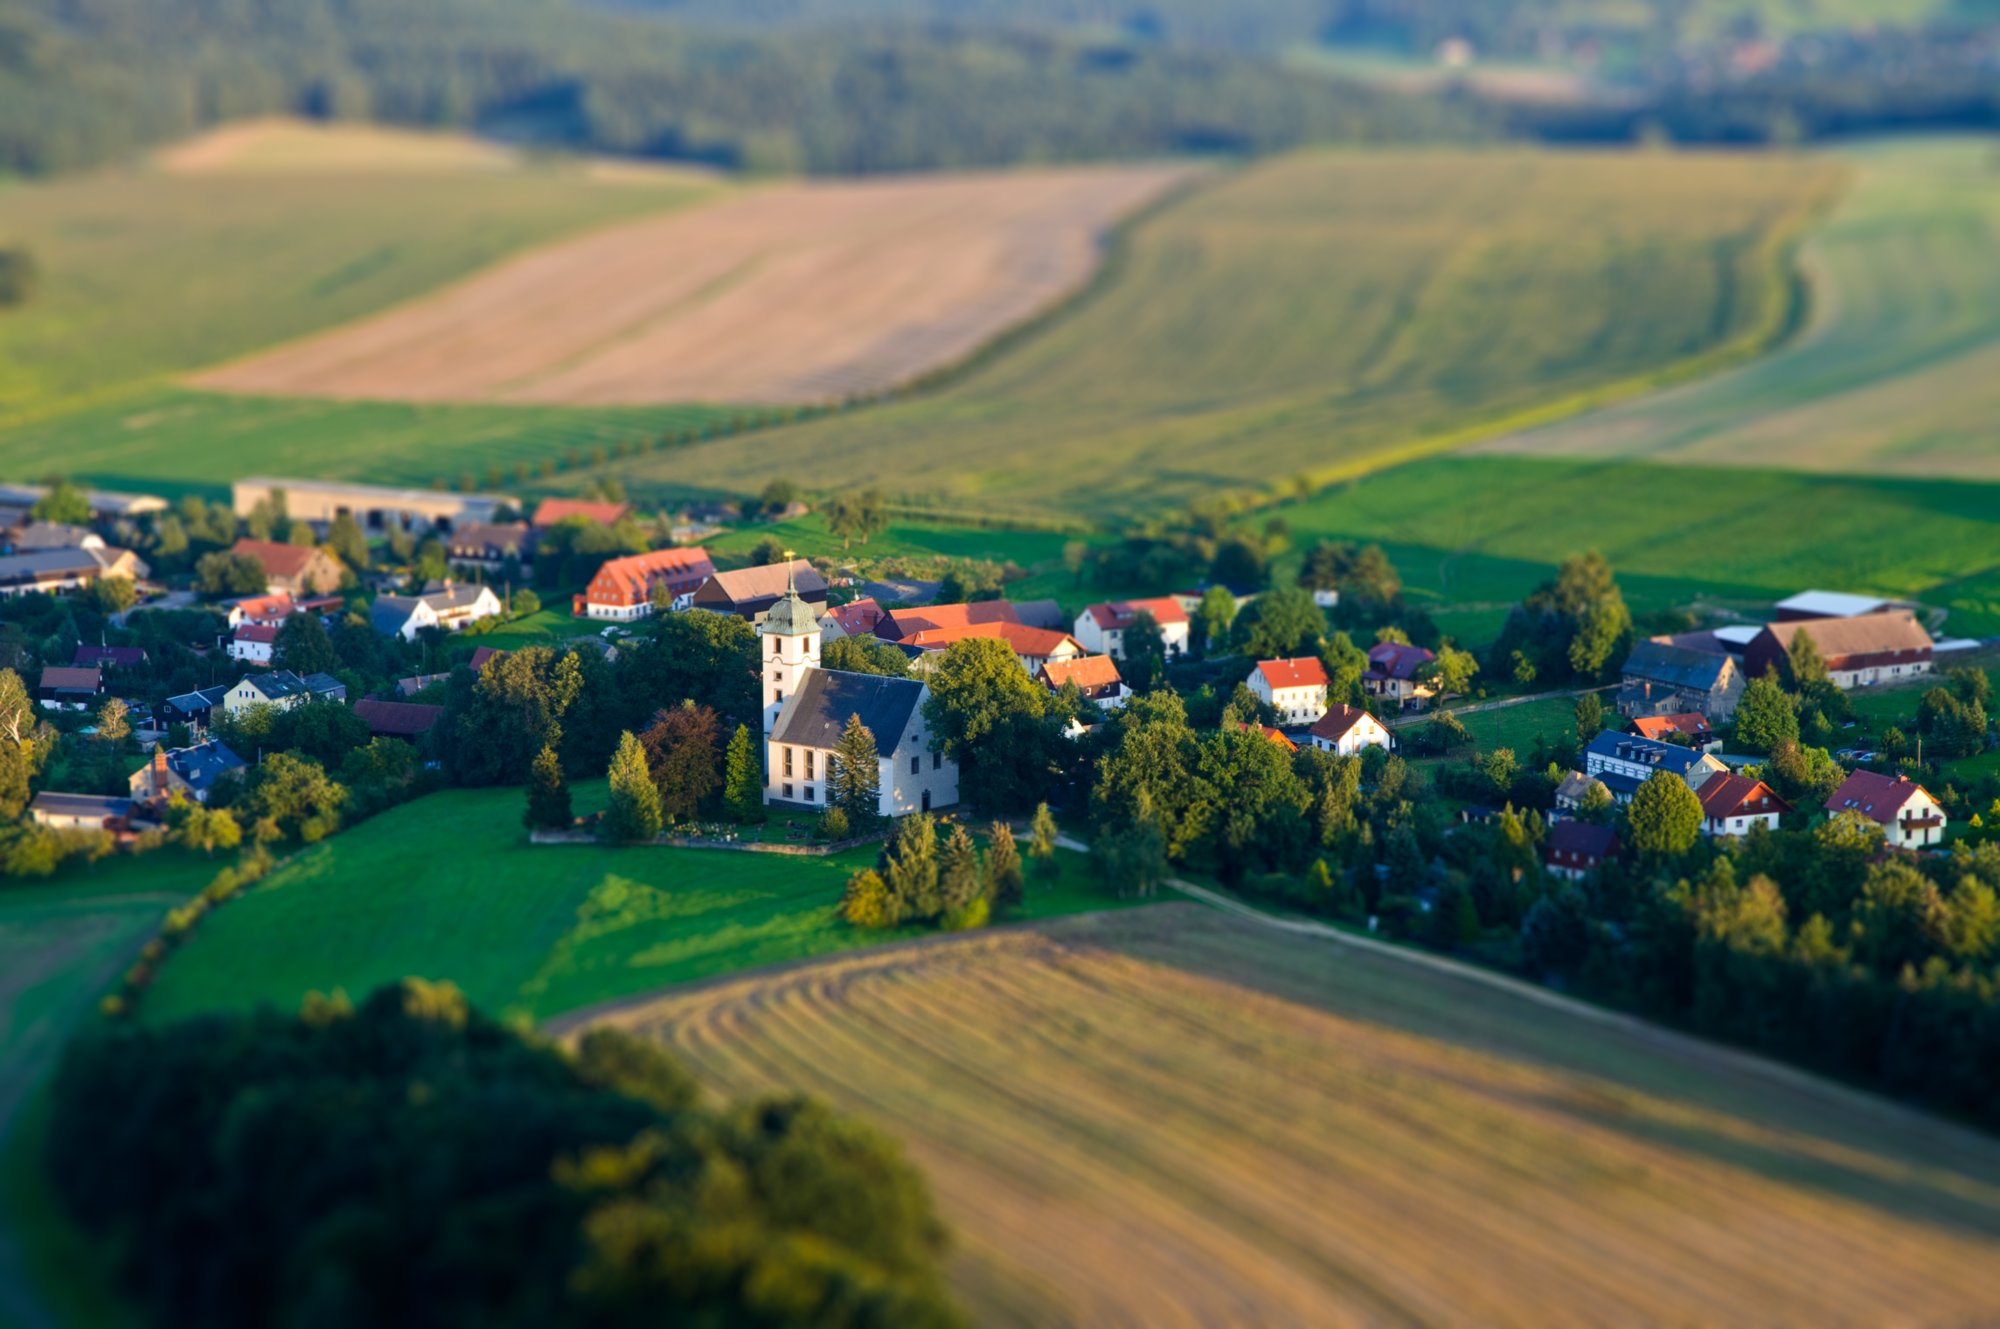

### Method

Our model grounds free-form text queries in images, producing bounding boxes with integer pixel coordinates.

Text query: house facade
[29,792,143,833]
[37,666,102,710]
[1618,640,1744,721]
[1247,658,1329,727]
[575,547,717,621]
[1743,612,1934,690]
[1824,771,1947,849]
[1696,774,1791,837]
[905,622,1087,676]
[692,559,827,624]
[760,579,956,818]
[1038,655,1129,710]
[371,583,503,640]
[1545,821,1618,881]
[1073,597,1192,662]
[229,623,279,664]
[1363,642,1436,709]
[447,522,533,570]
[1584,731,1729,804]
[222,670,346,718]
[1308,704,1394,758]
[129,740,246,808]
[230,539,343,596]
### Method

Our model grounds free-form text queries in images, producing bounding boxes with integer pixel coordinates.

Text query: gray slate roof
[1622,639,1732,691]
[771,668,925,755]
[31,792,133,819]
[1586,731,1714,779]
[166,740,247,794]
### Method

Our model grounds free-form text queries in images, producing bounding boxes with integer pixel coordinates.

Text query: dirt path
[1387,683,1617,729]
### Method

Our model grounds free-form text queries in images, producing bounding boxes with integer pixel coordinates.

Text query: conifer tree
[603,731,663,843]
[830,712,881,828]
[938,824,987,930]
[1028,801,1059,880]
[986,821,1024,912]
[723,724,764,823]
[882,813,940,919]
[524,743,572,830]
[838,868,896,929]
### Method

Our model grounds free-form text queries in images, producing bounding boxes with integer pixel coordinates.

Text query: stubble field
[583,907,2000,1328]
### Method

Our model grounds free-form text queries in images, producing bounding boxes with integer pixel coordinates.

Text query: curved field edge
[577,906,2000,1328]
[580,148,1851,522]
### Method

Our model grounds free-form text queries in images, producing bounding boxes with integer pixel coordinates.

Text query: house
[0,546,148,598]
[233,478,515,535]
[1553,770,1610,814]
[228,622,281,665]
[903,622,1088,676]
[370,582,503,640]
[820,597,884,641]
[759,575,956,817]
[223,592,298,630]
[533,498,631,529]
[1618,640,1745,721]
[1584,731,1729,804]
[1073,598,1192,662]
[1697,773,1791,837]
[876,600,1020,642]
[129,739,245,807]
[575,547,718,621]
[1824,771,1947,850]
[160,683,232,734]
[1010,600,1069,632]
[72,644,146,671]
[352,698,445,741]
[229,539,343,596]
[1545,821,1619,881]
[1628,712,1720,751]
[395,672,451,699]
[1038,655,1129,709]
[28,792,143,833]
[692,560,828,625]
[1774,590,1908,622]
[1308,704,1394,758]
[1743,612,1934,690]
[1363,642,1436,709]
[11,523,103,552]
[1247,658,1329,728]
[468,646,507,673]
[38,666,102,710]
[1233,720,1298,752]
[222,670,345,717]
[447,522,533,570]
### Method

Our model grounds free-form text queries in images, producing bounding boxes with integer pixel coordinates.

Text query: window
[805,784,816,802]
[783,748,794,777]
[772,638,781,657]
[911,756,920,775]
[783,783,793,799]
[805,751,815,779]
[932,752,941,771]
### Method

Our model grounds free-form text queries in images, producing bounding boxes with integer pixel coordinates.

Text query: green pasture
[1446,694,1586,757]
[142,785,1122,1026]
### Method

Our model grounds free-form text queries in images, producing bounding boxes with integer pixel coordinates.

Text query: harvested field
[191,166,1191,407]
[582,907,2000,1328]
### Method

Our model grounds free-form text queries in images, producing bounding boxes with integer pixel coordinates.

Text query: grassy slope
[593,908,2000,1327]
[141,785,1122,1026]
[1479,139,2000,480]
[593,148,1843,519]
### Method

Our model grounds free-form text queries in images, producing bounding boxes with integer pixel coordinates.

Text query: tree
[176,804,242,857]
[723,724,764,823]
[275,613,340,676]
[603,731,663,842]
[95,696,131,747]
[937,824,987,930]
[524,743,572,830]
[839,868,897,929]
[32,479,90,526]
[195,551,268,597]
[824,489,888,548]
[637,702,723,822]
[986,821,1024,912]
[1520,886,1592,978]
[243,752,347,843]
[1029,802,1059,879]
[1851,859,1949,973]
[1422,645,1478,699]
[1121,610,1167,693]
[326,511,369,569]
[1734,672,1799,754]
[1232,585,1324,658]
[1194,584,1237,652]
[755,478,799,517]
[623,609,759,727]
[1095,809,1168,898]
[1574,691,1603,742]
[445,647,584,786]
[0,246,37,308]
[829,712,882,828]
[88,576,138,615]
[1062,539,1090,588]
[881,812,941,921]
[822,634,911,676]
[1554,552,1630,678]
[1786,627,1830,691]
[1625,771,1702,859]
[922,637,1059,813]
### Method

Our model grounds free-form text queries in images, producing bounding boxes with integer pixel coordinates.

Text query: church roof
[771,669,926,755]
[759,562,822,638]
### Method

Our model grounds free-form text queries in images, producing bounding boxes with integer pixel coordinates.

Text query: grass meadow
[140,785,1122,1026]
[591,908,2000,1326]
[599,148,1843,518]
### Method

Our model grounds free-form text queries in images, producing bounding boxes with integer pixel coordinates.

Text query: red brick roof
[1084,596,1189,629]
[1631,713,1713,741]
[231,539,329,582]
[468,646,507,672]
[1040,654,1123,691]
[828,597,884,636]
[39,665,100,691]
[1254,657,1328,691]
[233,623,281,644]
[353,698,444,737]
[533,498,630,528]
[880,600,1018,640]
[1697,773,1790,821]
[1825,770,1933,825]
[228,592,297,621]
[907,621,1082,658]
[585,546,715,608]
[1309,703,1380,744]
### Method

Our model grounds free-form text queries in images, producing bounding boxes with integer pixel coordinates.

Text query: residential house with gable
[1618,639,1745,722]
[692,560,828,625]
[129,739,246,808]
[38,666,102,710]
[1545,821,1619,881]
[1308,704,1394,758]
[1697,773,1791,837]
[222,670,346,718]
[230,539,343,596]
[1824,771,1947,849]
[1629,712,1720,751]
[1039,655,1129,710]
[574,547,717,621]
[1246,658,1329,727]
[1584,731,1729,804]
[1072,597,1191,662]
[1362,642,1436,710]
[371,582,503,640]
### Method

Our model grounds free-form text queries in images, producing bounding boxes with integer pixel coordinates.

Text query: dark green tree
[830,712,882,828]
[723,723,764,823]
[524,743,572,830]
[986,821,1024,912]
[603,730,663,842]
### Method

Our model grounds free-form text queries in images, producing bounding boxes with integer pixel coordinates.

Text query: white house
[760,573,957,818]
[1696,773,1791,838]
[1584,732,1728,804]
[228,623,279,665]
[1073,597,1192,662]
[1246,657,1329,728]
[1307,704,1393,757]
[370,582,503,641]
[1824,771,1947,849]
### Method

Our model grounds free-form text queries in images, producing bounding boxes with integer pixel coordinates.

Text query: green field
[1481,139,2000,480]
[1442,693,1586,755]
[142,785,1120,1026]
[593,148,1842,519]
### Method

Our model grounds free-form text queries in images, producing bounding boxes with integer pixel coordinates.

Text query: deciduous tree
[1625,770,1702,859]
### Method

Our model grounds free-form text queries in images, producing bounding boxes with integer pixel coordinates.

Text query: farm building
[1742,613,1933,690]
[1628,712,1720,751]
[1246,658,1329,728]
[1584,731,1729,803]
[233,478,516,535]
[0,482,166,522]
[1697,774,1790,837]
[1039,655,1128,709]
[876,600,1020,642]
[1773,590,1912,622]
[446,522,533,570]
[693,560,828,625]
[759,576,956,817]
[1618,640,1743,721]
[10,523,101,553]
[1824,771,1947,850]
[129,740,245,809]
[1308,704,1393,758]
[575,547,717,621]
[903,621,1087,676]
[1073,597,1192,661]
[229,539,343,596]
[0,546,148,598]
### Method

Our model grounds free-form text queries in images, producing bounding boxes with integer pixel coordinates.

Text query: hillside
[582,907,2000,1326]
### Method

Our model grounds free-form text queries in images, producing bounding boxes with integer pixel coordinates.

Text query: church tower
[759,558,820,735]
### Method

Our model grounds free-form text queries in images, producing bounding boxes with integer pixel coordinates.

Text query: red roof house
[574,546,715,621]
[534,498,631,528]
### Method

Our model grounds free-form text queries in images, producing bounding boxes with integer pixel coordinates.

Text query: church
[760,571,959,817]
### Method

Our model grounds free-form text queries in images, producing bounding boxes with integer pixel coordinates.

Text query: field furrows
[588,910,2000,1327]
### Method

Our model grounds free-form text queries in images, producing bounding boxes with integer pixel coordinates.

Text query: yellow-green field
[1480,138,2000,479]
[584,907,2000,1328]
[591,148,1843,519]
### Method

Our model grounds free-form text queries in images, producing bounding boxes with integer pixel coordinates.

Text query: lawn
[588,907,2000,1326]
[595,147,1843,519]
[1444,693,1585,757]
[142,785,1124,1026]
[1480,139,2000,483]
